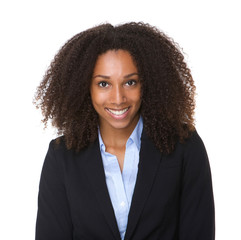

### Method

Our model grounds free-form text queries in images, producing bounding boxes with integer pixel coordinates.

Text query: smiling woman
[90,50,142,171]
[34,22,215,240]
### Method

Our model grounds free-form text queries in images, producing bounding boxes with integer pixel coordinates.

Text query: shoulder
[42,137,90,180]
[164,130,209,170]
[172,129,206,154]
[166,129,206,155]
[183,130,207,154]
[178,130,211,175]
[46,136,99,163]
[49,135,66,150]
[45,136,69,163]
[183,130,208,159]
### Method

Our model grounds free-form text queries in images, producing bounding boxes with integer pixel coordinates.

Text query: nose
[110,85,126,105]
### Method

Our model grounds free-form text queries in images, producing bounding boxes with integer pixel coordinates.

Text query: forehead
[93,50,138,75]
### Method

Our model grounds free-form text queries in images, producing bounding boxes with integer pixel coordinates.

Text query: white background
[0,0,240,239]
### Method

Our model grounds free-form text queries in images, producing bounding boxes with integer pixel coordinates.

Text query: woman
[34,22,215,240]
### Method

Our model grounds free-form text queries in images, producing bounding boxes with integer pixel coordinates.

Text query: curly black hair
[34,22,196,154]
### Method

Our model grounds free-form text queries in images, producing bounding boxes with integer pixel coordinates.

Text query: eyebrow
[93,72,139,79]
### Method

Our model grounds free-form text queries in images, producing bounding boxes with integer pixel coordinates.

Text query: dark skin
[90,50,141,171]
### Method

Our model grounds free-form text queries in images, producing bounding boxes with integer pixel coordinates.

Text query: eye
[125,80,137,86]
[98,81,109,88]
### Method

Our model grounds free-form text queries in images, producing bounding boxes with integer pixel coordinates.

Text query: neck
[99,116,140,148]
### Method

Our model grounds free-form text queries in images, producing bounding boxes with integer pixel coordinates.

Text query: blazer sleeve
[179,131,215,240]
[35,140,73,240]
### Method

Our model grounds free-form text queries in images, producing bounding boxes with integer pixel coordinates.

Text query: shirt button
[120,201,125,207]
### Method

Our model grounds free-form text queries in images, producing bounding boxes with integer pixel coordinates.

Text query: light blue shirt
[98,117,143,240]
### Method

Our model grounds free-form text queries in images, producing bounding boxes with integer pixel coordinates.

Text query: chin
[108,117,139,130]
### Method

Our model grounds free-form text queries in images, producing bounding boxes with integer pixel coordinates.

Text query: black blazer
[36,130,215,240]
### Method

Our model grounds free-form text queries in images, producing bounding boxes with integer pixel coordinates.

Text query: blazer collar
[82,129,162,240]
[124,130,162,239]
[83,139,121,240]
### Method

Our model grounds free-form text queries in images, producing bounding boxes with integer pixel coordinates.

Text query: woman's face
[90,50,141,132]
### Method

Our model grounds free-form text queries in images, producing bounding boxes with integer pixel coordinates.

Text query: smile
[106,107,130,116]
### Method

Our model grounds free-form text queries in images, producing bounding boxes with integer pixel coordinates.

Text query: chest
[64,153,182,236]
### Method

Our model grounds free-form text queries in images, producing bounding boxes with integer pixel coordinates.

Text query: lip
[105,107,130,120]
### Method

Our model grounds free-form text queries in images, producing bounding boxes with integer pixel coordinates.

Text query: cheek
[91,91,106,108]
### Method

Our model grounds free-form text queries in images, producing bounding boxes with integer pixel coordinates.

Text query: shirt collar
[98,116,143,152]
[128,116,143,151]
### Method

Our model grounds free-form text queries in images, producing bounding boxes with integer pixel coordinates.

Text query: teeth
[108,108,129,115]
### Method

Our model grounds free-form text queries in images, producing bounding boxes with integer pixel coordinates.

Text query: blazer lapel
[83,140,121,240]
[125,130,162,239]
